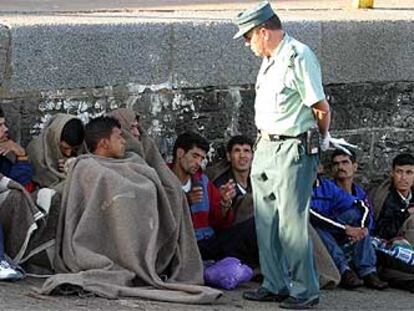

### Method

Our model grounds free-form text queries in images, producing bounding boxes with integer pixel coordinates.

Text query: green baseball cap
[233,1,276,39]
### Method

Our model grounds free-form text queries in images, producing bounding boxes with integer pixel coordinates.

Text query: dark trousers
[197,218,258,267]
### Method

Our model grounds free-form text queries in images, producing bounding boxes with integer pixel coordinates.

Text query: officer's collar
[268,32,289,60]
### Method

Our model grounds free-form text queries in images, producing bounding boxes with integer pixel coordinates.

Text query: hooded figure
[27,114,84,192]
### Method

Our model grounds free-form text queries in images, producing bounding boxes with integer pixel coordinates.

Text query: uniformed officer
[233,1,332,309]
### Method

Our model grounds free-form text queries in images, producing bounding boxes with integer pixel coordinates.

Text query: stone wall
[1,80,413,187]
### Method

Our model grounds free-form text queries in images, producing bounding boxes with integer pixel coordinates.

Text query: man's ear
[226,152,231,162]
[96,138,108,151]
[353,162,358,172]
[176,148,185,159]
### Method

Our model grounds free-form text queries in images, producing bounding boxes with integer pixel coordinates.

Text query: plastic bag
[204,257,253,290]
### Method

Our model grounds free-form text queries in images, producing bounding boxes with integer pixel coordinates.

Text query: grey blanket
[27,114,80,193]
[0,174,46,264]
[40,152,221,303]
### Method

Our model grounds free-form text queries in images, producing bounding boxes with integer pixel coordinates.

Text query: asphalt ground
[1,277,413,311]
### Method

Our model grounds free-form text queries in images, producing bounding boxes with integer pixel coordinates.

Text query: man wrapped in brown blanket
[40,116,221,304]
[27,113,84,193]
[19,114,85,274]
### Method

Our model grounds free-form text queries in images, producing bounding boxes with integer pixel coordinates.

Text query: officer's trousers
[251,137,319,299]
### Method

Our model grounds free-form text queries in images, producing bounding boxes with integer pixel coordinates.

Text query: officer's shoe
[363,272,388,290]
[279,296,319,309]
[243,287,288,302]
[340,269,364,289]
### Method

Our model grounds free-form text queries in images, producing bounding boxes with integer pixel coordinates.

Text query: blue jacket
[310,177,373,232]
[335,180,375,233]
[0,155,33,187]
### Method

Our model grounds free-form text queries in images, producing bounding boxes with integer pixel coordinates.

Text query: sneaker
[363,272,388,290]
[243,287,289,302]
[340,269,364,289]
[279,296,319,309]
[0,259,19,280]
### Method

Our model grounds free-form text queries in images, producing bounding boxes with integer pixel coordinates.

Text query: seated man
[310,174,388,290]
[370,153,414,293]
[0,107,33,280]
[170,132,256,266]
[40,117,220,303]
[0,107,33,191]
[27,114,84,192]
[207,135,254,225]
[331,149,374,233]
[374,153,414,243]
[206,135,258,266]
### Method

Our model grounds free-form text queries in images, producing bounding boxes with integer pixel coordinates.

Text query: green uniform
[252,33,324,300]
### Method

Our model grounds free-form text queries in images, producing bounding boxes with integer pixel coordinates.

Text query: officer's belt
[259,130,306,142]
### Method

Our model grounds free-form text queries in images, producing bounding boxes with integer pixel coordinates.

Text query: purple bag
[204,257,253,290]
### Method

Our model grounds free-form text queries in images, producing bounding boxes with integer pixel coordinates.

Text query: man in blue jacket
[310,173,388,290]
[331,149,374,233]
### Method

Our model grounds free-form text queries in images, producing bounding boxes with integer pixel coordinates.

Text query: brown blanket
[26,114,78,192]
[40,152,221,303]
[109,108,201,271]
[0,174,43,263]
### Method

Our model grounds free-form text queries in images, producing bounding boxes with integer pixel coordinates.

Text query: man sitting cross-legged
[39,116,220,304]
[206,135,258,266]
[310,171,388,290]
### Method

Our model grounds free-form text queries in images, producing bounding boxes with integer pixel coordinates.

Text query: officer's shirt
[255,33,325,136]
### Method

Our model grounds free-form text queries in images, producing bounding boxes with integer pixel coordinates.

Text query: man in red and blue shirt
[170,132,256,265]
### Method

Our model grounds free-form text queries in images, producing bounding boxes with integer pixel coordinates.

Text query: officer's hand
[187,186,203,205]
[320,132,331,152]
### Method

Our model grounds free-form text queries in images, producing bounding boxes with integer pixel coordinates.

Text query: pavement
[1,277,414,311]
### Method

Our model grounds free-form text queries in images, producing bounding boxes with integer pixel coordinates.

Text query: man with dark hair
[85,116,125,158]
[208,135,254,225]
[233,2,332,308]
[373,153,414,243]
[310,173,387,290]
[0,107,33,191]
[207,135,258,266]
[170,132,257,264]
[331,149,374,233]
[27,114,85,190]
[370,153,414,293]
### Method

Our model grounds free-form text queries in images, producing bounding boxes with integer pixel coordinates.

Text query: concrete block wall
[0,10,413,185]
